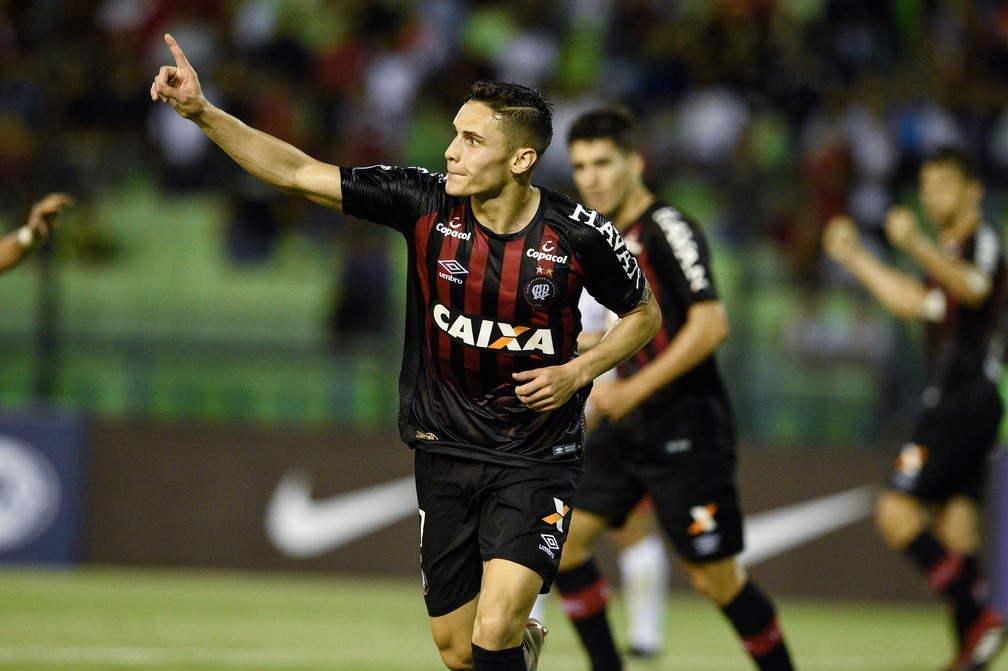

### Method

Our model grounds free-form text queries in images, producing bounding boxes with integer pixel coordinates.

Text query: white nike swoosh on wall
[739,484,878,567]
[265,471,877,563]
[265,471,418,559]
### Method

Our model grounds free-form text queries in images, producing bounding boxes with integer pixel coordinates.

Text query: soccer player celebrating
[151,35,660,671]
[0,193,74,274]
[556,106,796,671]
[824,147,1006,671]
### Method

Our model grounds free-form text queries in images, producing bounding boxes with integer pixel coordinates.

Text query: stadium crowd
[4,2,1008,233]
[3,0,1008,329]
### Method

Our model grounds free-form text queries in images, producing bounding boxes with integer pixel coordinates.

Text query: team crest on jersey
[524,276,558,307]
[431,303,555,355]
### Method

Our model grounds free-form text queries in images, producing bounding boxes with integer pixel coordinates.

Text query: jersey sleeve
[573,211,647,315]
[340,165,446,233]
[651,208,720,308]
[971,224,1003,280]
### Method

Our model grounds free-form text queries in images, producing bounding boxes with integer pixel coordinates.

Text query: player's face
[444,102,515,198]
[568,138,640,217]
[919,162,974,228]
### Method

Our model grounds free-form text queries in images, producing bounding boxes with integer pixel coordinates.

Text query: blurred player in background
[151,35,660,671]
[0,193,74,274]
[555,106,795,671]
[575,288,671,659]
[824,147,1006,671]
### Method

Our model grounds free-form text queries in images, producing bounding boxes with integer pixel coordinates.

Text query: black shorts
[414,448,581,617]
[574,415,743,563]
[890,378,1004,503]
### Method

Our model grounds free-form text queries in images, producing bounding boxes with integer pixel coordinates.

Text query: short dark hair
[463,81,554,167]
[923,146,979,181]
[567,106,639,153]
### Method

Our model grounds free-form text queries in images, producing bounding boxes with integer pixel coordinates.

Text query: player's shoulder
[537,186,621,244]
[344,164,446,189]
[972,220,1006,270]
[644,201,700,229]
[643,201,710,244]
[976,219,1005,247]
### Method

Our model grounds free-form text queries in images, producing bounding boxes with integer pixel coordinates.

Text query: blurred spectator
[2,0,1008,342]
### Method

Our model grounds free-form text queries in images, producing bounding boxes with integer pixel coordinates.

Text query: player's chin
[444,174,471,197]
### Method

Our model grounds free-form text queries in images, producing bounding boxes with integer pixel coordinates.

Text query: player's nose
[445,136,460,162]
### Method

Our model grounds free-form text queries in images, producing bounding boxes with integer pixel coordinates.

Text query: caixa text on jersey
[431,302,555,355]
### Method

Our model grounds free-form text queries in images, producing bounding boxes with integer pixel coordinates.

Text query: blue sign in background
[0,409,87,564]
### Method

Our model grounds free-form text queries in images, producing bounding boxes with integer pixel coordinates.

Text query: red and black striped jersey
[924,221,1008,389]
[617,203,734,432]
[341,165,646,466]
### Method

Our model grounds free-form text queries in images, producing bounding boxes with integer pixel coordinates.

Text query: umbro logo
[437,259,468,275]
[437,259,468,285]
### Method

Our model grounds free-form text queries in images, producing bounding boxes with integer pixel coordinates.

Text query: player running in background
[0,193,74,274]
[555,106,796,671]
[151,35,660,671]
[823,147,1006,671]
[575,288,671,659]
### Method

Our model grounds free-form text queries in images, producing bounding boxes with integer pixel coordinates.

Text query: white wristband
[16,226,35,249]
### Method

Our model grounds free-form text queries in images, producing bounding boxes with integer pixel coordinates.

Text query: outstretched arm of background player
[0,193,74,274]
[149,34,344,211]
[591,299,727,421]
[823,214,930,320]
[513,286,661,413]
[885,206,991,307]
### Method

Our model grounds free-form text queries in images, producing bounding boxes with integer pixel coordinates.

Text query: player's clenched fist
[822,214,861,264]
[149,33,207,120]
[884,206,920,251]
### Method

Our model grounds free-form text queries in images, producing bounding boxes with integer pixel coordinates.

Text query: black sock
[720,581,794,671]
[555,561,623,671]
[472,643,525,671]
[954,556,985,640]
[905,532,985,643]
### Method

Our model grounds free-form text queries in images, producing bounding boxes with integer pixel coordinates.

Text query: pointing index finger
[164,33,191,69]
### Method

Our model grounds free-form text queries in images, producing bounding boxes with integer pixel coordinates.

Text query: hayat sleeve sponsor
[565,203,646,315]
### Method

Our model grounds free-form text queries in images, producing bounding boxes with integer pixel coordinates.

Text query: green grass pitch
[0,565,1002,670]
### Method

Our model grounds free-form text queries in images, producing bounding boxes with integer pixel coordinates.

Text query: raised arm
[0,193,74,274]
[823,214,930,320]
[150,34,344,211]
[885,206,992,307]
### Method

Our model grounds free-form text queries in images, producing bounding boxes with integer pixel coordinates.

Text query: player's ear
[969,178,984,205]
[512,147,537,176]
[630,152,645,178]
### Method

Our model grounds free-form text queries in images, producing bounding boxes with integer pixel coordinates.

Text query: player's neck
[611,186,655,232]
[472,184,541,235]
